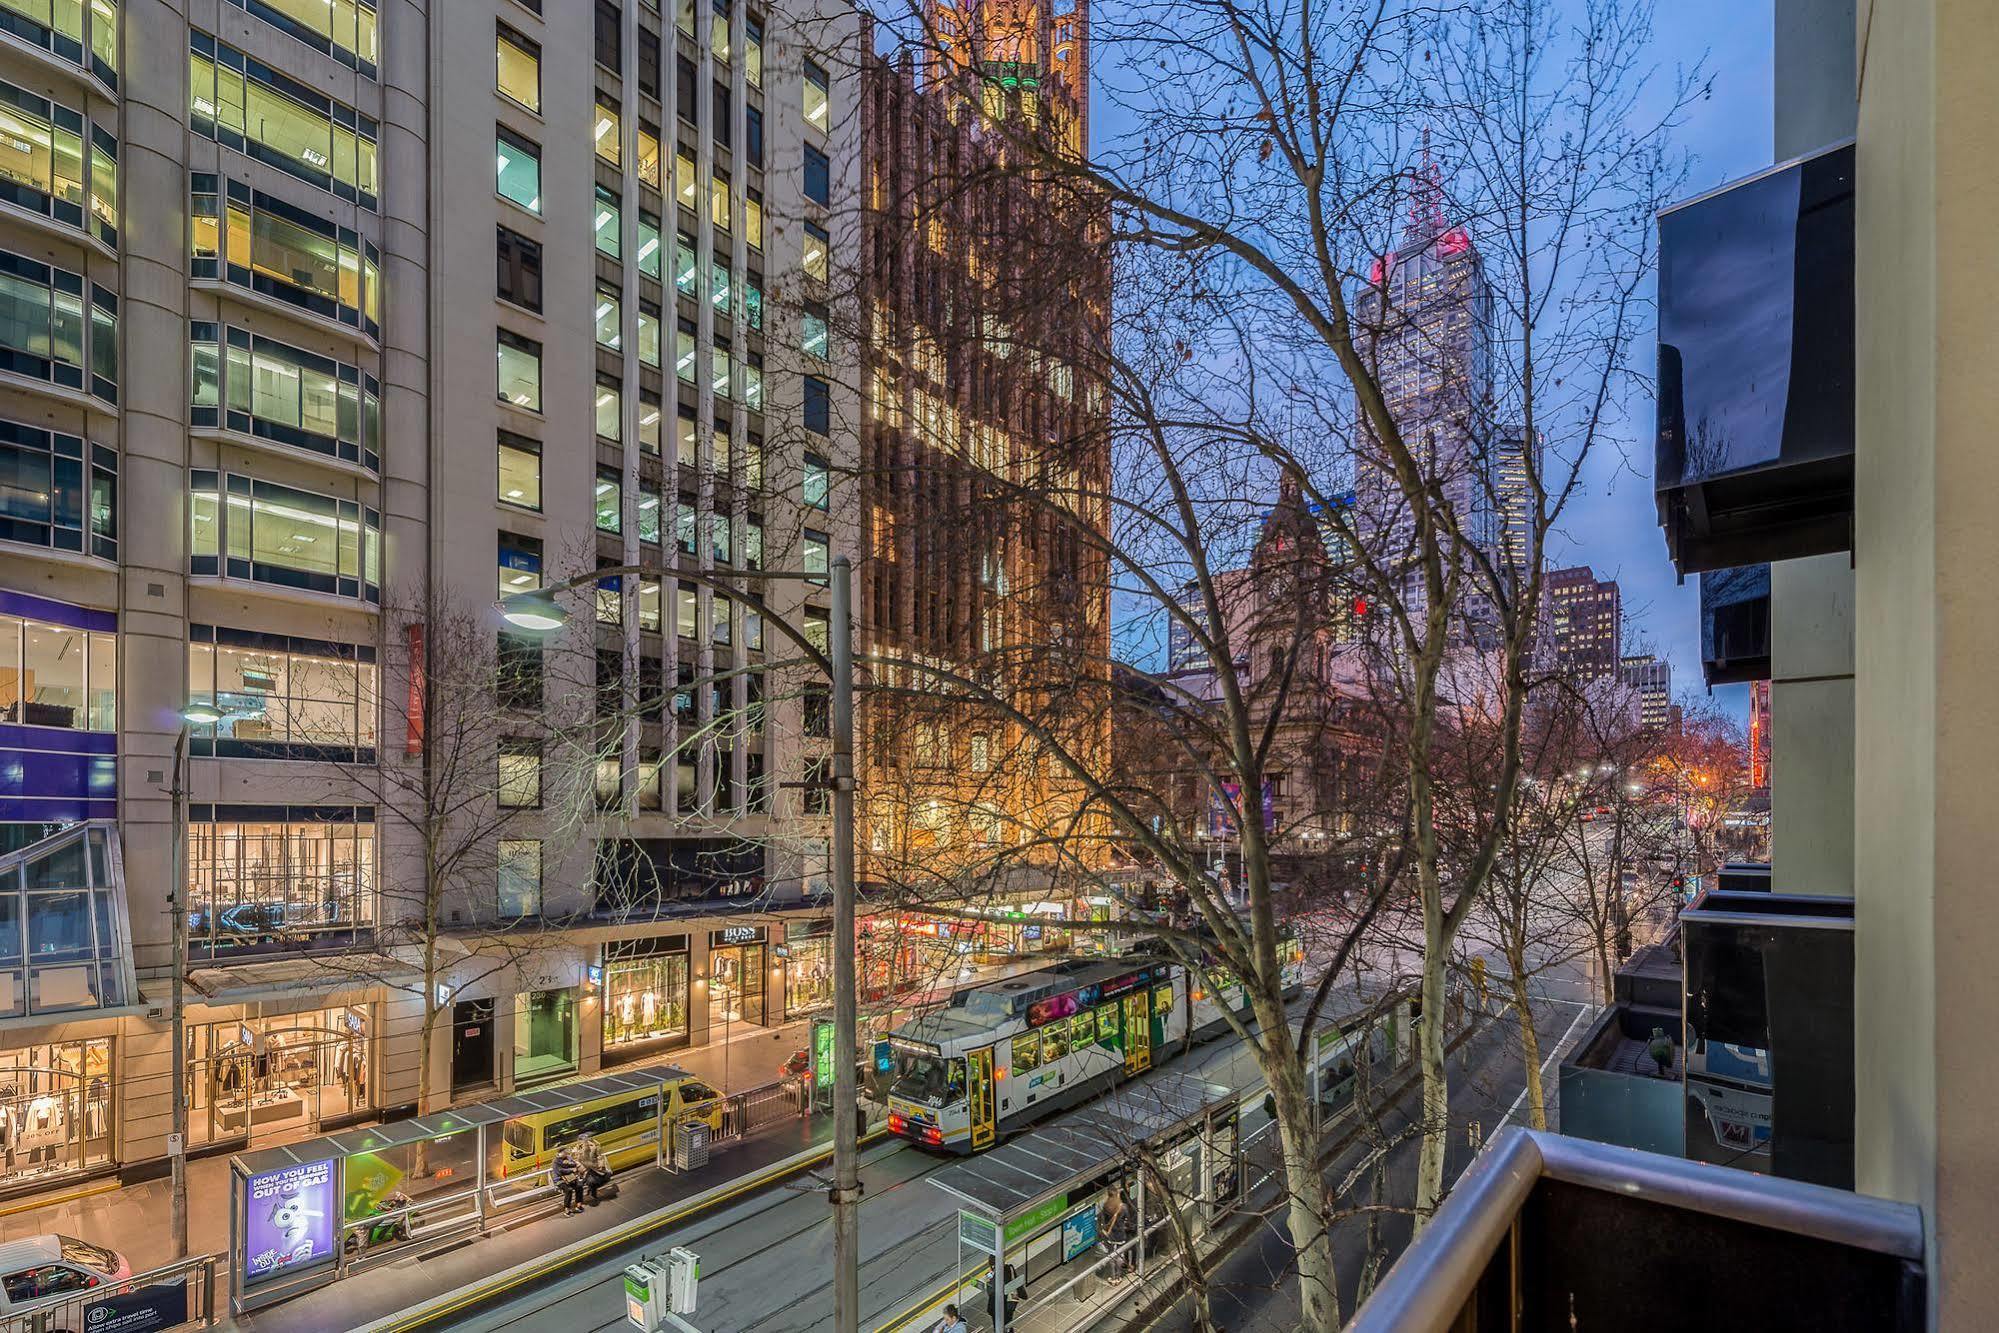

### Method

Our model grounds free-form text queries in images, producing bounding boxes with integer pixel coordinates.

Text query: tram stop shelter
[927,1071,1240,1333]
[227,1062,692,1314]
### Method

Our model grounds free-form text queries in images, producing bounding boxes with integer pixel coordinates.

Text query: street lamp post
[500,555,862,1333]
[169,700,222,1260]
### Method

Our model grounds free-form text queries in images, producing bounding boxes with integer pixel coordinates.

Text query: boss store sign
[710,925,768,948]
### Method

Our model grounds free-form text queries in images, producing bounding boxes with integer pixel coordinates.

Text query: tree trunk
[1413,862,1450,1227]
[1509,970,1545,1131]
[1267,1051,1341,1330]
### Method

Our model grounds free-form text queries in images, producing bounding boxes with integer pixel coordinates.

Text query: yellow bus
[496,1074,724,1180]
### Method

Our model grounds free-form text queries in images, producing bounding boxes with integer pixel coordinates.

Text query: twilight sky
[1552,0,1774,723]
[1089,0,1777,722]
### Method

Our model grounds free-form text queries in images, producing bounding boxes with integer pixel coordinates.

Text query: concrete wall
[1853,0,1999,1321]
[1768,553,1853,895]
[1767,0,1857,902]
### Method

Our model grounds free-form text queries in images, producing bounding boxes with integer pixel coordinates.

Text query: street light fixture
[498,557,864,1333]
[496,589,567,632]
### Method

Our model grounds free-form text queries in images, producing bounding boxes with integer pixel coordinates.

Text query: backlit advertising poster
[243,1157,338,1286]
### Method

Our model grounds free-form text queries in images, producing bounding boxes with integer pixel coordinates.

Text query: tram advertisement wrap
[243,1157,338,1285]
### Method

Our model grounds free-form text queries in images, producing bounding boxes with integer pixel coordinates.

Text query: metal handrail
[1346,1128,1926,1333]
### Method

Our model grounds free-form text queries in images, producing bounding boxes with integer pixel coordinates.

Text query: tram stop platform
[213,1105,838,1333]
[888,1070,1242,1333]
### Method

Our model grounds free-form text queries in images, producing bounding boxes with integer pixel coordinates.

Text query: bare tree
[304,591,601,1126]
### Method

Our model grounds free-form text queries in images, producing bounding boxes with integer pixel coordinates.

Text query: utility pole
[828,556,861,1333]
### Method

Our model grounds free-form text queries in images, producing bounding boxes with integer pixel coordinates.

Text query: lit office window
[497,430,540,510]
[803,60,829,133]
[189,32,378,206]
[497,127,541,212]
[497,329,542,409]
[595,287,621,349]
[497,24,540,111]
[0,612,116,731]
[595,184,621,258]
[595,98,621,166]
[185,629,378,753]
[803,222,828,282]
[188,470,381,601]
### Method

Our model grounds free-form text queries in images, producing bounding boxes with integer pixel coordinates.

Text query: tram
[883,939,1299,1153]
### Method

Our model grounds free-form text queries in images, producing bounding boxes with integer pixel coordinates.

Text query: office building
[1548,566,1623,680]
[1619,654,1672,731]
[853,0,1112,920]
[0,0,862,1191]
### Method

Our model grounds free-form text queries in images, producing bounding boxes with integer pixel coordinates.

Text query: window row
[0,249,116,403]
[229,0,377,75]
[193,177,382,338]
[190,470,381,603]
[191,324,381,471]
[0,612,114,732]
[0,420,115,561]
[499,329,762,416]
[190,32,379,208]
[0,0,118,91]
[187,626,378,757]
[0,78,117,248]
[592,578,770,656]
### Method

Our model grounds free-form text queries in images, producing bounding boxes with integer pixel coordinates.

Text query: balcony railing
[1348,1127,1923,1333]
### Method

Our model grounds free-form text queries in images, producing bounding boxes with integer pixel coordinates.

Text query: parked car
[0,1234,131,1313]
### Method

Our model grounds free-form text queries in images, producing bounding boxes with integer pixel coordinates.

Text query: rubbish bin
[673,1118,711,1171]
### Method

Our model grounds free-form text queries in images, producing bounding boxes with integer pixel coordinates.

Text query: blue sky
[1551,0,1773,722]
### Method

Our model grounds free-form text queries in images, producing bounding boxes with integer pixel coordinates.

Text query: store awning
[188,952,422,1005]
[929,1071,1234,1225]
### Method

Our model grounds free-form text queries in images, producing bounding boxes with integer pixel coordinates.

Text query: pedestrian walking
[576,1134,613,1205]
[551,1144,586,1215]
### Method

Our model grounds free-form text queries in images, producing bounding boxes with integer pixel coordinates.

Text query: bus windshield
[890,1052,965,1107]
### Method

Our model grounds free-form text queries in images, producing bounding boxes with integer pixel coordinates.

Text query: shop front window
[710,943,766,1026]
[602,953,689,1051]
[514,988,577,1085]
[785,933,832,1016]
[0,1040,113,1188]
[185,810,374,957]
[185,1007,371,1147]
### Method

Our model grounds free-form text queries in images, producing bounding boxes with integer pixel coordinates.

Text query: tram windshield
[890,1052,966,1107]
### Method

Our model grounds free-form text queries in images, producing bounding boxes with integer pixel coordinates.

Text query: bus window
[1012,1034,1040,1073]
[1097,1005,1119,1045]
[1043,1024,1069,1064]
[1071,1014,1094,1051]
[1155,984,1174,1015]
[504,1121,537,1158]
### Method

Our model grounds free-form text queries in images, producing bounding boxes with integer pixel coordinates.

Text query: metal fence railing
[717,1077,811,1142]
[1,1253,221,1332]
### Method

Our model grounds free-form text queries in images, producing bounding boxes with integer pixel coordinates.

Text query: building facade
[1619,654,1673,732]
[0,0,863,1194]
[1547,566,1623,680]
[853,3,1113,904]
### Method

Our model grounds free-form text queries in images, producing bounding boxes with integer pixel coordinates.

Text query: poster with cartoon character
[242,1157,337,1285]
